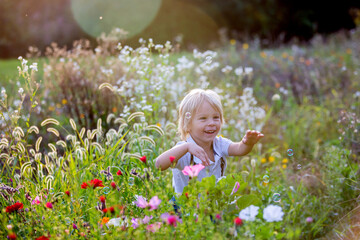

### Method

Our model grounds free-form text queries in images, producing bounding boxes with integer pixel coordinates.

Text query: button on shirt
[172,135,233,193]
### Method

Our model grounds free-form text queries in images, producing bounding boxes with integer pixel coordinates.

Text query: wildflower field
[0,29,360,239]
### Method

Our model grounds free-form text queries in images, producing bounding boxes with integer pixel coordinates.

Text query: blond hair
[178,89,224,141]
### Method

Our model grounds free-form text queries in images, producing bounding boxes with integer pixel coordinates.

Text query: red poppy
[110,182,116,189]
[81,182,89,189]
[45,202,53,209]
[36,236,50,240]
[99,195,106,203]
[88,179,104,189]
[102,208,108,213]
[109,206,115,214]
[234,217,243,226]
[6,202,23,213]
[169,156,175,163]
[7,233,17,240]
[140,156,147,163]
[65,190,70,196]
[116,170,122,176]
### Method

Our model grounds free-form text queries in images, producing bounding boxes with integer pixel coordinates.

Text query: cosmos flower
[182,164,205,178]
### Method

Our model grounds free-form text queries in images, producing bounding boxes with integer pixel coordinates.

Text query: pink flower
[216,214,221,220]
[142,215,153,224]
[169,156,175,163]
[134,196,148,208]
[167,215,178,227]
[149,196,161,210]
[182,164,205,178]
[134,195,161,210]
[45,202,53,209]
[234,217,243,226]
[146,222,162,233]
[32,196,42,205]
[230,182,240,195]
[306,217,313,223]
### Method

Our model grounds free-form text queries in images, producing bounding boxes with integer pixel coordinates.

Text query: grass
[0,29,359,239]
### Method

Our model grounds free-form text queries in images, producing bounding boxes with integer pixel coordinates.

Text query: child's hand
[241,130,264,146]
[187,143,211,166]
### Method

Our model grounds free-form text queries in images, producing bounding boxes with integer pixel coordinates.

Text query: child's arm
[228,130,264,156]
[155,142,211,171]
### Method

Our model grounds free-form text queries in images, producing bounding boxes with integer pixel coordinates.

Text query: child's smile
[189,100,221,147]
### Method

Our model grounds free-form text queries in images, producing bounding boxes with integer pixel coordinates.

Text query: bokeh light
[70,0,162,38]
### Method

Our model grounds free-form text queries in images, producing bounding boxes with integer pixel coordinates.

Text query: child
[155,89,264,194]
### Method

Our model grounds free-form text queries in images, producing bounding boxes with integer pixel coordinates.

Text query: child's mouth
[204,130,216,134]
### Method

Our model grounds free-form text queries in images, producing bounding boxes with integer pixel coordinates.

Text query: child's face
[189,100,221,146]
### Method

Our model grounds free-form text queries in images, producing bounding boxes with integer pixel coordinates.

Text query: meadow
[0,28,359,239]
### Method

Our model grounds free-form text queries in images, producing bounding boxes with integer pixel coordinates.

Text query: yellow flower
[230,39,236,45]
[101,217,110,225]
[282,164,287,169]
[346,48,352,54]
[268,156,275,163]
[282,158,288,164]
[282,52,288,59]
[156,123,161,127]
[48,106,55,111]
[261,158,267,163]
[263,181,268,186]
[112,107,117,113]
[61,99,67,105]
[56,103,61,108]
[260,52,267,58]
[242,43,249,50]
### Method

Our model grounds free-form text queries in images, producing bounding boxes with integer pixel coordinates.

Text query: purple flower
[306,217,313,223]
[131,218,140,229]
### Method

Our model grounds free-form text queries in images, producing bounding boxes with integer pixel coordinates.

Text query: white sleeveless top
[172,135,233,193]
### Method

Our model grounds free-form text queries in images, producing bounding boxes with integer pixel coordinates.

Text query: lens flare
[71,0,162,38]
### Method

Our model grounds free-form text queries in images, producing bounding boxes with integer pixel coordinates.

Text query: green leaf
[236,194,261,210]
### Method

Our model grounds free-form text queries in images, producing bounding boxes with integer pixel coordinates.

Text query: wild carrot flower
[263,205,284,222]
[234,217,243,226]
[239,205,259,221]
[182,164,205,178]
[45,202,53,209]
[6,202,23,213]
[140,155,147,163]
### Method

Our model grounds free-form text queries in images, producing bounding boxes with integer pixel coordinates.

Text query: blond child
[155,89,264,194]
